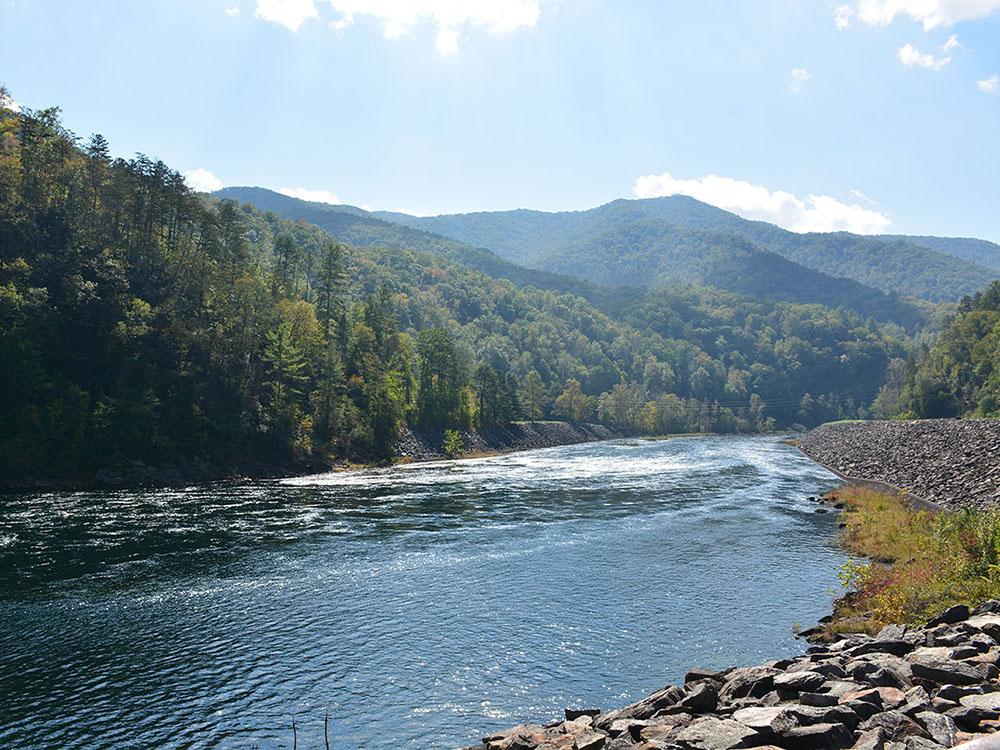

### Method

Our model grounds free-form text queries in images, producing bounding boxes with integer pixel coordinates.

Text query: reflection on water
[0,435,843,748]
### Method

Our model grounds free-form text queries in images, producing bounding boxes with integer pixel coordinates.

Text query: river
[0,435,845,748]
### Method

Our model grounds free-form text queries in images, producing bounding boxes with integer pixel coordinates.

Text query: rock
[908,653,983,685]
[784,704,860,730]
[773,671,826,692]
[840,686,906,708]
[926,605,970,627]
[878,625,909,642]
[566,709,602,721]
[914,711,957,747]
[965,615,1000,642]
[851,727,888,750]
[800,692,839,707]
[858,711,929,741]
[595,686,685,729]
[573,734,607,750]
[686,668,728,685]
[717,667,778,702]
[730,707,798,736]
[936,684,982,702]
[483,724,550,750]
[958,692,1000,711]
[825,680,870,698]
[672,717,758,750]
[679,682,719,713]
[972,600,1000,616]
[902,738,945,750]
[779,722,854,750]
[848,654,913,687]
[943,705,993,731]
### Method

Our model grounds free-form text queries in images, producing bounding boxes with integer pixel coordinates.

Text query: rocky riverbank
[396,421,620,462]
[798,419,1000,511]
[465,603,1000,750]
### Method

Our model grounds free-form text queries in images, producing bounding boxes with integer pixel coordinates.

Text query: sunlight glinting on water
[0,436,844,749]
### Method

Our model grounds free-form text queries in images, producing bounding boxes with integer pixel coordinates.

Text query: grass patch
[826,486,1000,635]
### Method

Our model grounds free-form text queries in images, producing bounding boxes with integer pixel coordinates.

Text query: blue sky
[2,0,999,240]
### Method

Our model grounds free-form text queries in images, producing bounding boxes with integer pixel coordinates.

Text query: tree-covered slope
[384,196,995,304]
[216,187,623,309]
[895,281,1000,419]
[882,235,1000,272]
[252,190,924,329]
[0,101,912,485]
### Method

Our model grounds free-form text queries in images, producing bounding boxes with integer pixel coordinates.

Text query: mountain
[214,187,623,309]
[224,188,925,330]
[882,235,1000,272]
[380,196,996,304]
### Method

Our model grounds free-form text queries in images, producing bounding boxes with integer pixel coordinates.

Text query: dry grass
[826,486,1000,635]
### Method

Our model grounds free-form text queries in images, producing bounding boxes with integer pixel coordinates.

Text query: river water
[0,436,845,749]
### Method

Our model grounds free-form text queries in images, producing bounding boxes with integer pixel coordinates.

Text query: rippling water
[0,436,844,748]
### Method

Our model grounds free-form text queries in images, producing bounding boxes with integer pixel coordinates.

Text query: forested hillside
[383,196,995,304]
[0,100,912,484]
[894,281,1000,419]
[235,188,925,329]
[883,235,1000,271]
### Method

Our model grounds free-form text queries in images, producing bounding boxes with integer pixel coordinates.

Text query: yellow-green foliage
[829,487,1000,635]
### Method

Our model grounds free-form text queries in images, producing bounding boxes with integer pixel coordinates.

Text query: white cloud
[897,43,951,69]
[941,33,963,50]
[225,4,241,16]
[254,0,542,54]
[632,171,892,235]
[254,0,318,31]
[978,74,1000,93]
[789,68,812,94]
[844,0,1000,30]
[278,186,343,204]
[435,26,460,56]
[184,168,224,193]
[834,3,855,27]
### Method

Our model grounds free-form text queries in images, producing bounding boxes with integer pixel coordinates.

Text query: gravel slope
[798,419,1000,511]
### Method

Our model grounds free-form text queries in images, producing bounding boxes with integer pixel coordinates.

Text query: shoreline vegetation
[816,486,1000,639]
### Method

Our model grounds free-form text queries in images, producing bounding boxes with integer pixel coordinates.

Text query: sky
[2,0,999,241]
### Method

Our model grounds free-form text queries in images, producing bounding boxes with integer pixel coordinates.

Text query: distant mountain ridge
[218,187,925,329]
[379,195,998,304]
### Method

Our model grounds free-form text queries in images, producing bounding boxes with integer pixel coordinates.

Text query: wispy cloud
[789,68,812,94]
[851,189,878,207]
[254,0,318,31]
[184,168,224,193]
[632,171,891,235]
[941,33,963,51]
[897,43,950,70]
[225,4,241,16]
[250,0,543,54]
[978,74,1000,94]
[278,186,343,204]
[837,0,1000,30]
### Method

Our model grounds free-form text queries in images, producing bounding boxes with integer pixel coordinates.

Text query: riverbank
[465,600,1000,750]
[798,419,1000,511]
[0,420,621,492]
